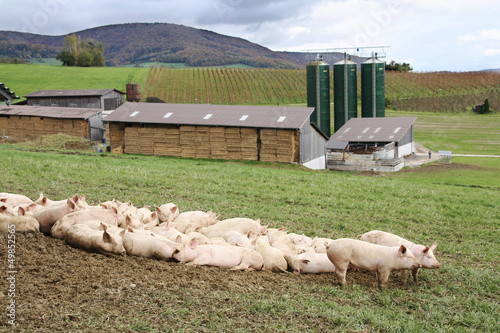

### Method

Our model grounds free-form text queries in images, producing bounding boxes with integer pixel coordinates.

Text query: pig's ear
[399,245,407,255]
[127,226,134,232]
[67,198,76,209]
[112,207,119,216]
[100,222,108,231]
[430,243,437,251]
[189,238,198,249]
[423,246,430,254]
[18,206,26,216]
[151,211,157,219]
[175,235,182,244]
[0,198,7,203]
[72,193,79,202]
[120,229,126,237]
[126,215,132,226]
[300,259,311,264]
[42,197,48,205]
[170,206,178,215]
[102,230,112,243]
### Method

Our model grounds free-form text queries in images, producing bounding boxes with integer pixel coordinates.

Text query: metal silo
[333,56,357,132]
[361,56,385,118]
[307,55,331,137]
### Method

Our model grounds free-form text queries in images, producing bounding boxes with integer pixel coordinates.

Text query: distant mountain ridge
[0,22,346,68]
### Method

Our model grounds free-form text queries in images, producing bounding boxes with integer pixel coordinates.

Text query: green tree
[385,60,413,72]
[56,33,105,67]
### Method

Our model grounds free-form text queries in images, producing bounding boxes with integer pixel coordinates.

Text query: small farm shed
[104,102,328,168]
[25,89,125,111]
[0,83,19,104]
[326,117,417,172]
[0,105,104,141]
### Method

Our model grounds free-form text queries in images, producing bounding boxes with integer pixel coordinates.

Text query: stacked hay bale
[209,127,227,159]
[240,128,259,160]
[226,127,242,160]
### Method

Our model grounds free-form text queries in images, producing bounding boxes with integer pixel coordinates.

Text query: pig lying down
[173,238,263,270]
[327,238,421,288]
[360,230,441,284]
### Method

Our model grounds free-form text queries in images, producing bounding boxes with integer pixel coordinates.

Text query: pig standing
[64,223,126,255]
[360,230,441,284]
[326,238,421,288]
[285,252,336,275]
[173,238,263,270]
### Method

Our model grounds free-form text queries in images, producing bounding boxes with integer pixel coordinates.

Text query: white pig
[254,236,287,272]
[221,230,256,248]
[0,214,40,232]
[0,202,17,216]
[33,198,79,235]
[50,207,124,239]
[360,230,441,284]
[172,210,218,233]
[266,228,297,256]
[173,238,263,270]
[326,238,421,288]
[155,203,179,223]
[285,252,336,275]
[122,229,181,260]
[199,218,267,239]
[64,223,126,255]
[0,193,33,206]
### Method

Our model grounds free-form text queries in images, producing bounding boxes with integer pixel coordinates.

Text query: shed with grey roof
[0,105,104,141]
[325,117,417,171]
[104,102,328,168]
[25,89,125,111]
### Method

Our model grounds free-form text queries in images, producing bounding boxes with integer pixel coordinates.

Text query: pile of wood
[0,116,89,142]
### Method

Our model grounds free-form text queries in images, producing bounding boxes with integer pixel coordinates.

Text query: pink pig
[327,238,421,288]
[173,238,263,270]
[360,230,441,284]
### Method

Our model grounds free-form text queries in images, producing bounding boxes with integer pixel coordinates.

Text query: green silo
[361,57,385,118]
[307,57,331,137]
[333,58,357,132]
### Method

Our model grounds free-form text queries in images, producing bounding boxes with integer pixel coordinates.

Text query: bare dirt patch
[0,232,418,332]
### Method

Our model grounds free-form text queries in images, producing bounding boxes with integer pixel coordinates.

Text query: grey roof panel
[326,141,348,150]
[0,83,19,100]
[328,117,417,143]
[0,105,102,119]
[25,89,125,98]
[104,102,315,129]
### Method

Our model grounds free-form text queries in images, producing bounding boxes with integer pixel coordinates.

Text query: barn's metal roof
[0,83,19,101]
[25,89,125,98]
[328,117,417,143]
[0,105,102,119]
[104,102,316,130]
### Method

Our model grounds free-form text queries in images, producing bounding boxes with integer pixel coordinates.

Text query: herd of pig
[1,192,441,288]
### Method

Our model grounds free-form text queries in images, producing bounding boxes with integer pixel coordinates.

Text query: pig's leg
[400,270,408,285]
[412,267,420,285]
[376,269,391,288]
[333,263,348,285]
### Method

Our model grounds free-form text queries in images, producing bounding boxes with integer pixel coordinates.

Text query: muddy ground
[0,230,420,332]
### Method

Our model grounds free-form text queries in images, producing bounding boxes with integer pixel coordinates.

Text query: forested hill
[0,22,341,68]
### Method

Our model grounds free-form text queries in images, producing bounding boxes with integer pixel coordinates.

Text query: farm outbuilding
[0,83,19,104]
[326,117,417,172]
[25,89,125,111]
[0,105,104,141]
[104,102,328,168]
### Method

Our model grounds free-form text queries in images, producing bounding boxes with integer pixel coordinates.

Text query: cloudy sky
[1,0,499,71]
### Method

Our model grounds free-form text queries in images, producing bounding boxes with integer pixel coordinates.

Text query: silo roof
[25,88,125,98]
[0,105,102,119]
[104,103,315,130]
[328,117,417,143]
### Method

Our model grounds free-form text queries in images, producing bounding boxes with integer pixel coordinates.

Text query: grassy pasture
[1,108,499,331]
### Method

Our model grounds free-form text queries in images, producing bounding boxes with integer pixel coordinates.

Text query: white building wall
[303,155,326,169]
[397,142,414,158]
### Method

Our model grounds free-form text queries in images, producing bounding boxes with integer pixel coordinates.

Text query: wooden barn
[0,83,19,105]
[0,105,104,141]
[25,89,125,111]
[325,117,417,172]
[104,103,328,168]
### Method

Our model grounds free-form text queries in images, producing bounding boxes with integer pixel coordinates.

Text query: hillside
[0,22,343,69]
